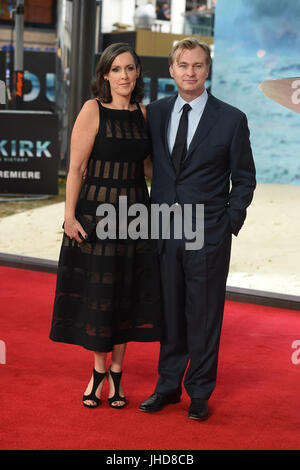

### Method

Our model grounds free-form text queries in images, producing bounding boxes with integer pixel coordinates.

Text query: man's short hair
[168,37,212,67]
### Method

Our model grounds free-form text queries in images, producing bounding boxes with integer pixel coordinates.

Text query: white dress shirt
[167,89,208,154]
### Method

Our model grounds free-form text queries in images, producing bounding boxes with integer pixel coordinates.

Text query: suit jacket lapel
[162,94,177,162]
[183,93,220,164]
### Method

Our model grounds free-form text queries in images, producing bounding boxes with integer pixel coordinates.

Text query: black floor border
[0,252,299,311]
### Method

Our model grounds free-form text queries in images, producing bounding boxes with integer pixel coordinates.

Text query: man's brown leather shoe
[188,399,209,421]
[139,392,181,412]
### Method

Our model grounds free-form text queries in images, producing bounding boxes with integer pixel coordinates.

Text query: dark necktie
[171,103,191,175]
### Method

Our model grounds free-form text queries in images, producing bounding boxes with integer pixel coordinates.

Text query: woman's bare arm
[64,99,99,243]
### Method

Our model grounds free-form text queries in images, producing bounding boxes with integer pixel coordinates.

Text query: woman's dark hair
[91,43,145,104]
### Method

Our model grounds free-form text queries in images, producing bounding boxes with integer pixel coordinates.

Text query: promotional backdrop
[0,111,59,194]
[211,0,300,185]
[0,50,56,111]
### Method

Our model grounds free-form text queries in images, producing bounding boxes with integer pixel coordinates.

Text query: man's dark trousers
[155,218,232,400]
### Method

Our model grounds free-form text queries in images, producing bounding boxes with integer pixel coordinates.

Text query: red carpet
[0,265,299,450]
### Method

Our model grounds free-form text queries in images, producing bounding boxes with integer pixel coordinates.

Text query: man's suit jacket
[147,92,256,249]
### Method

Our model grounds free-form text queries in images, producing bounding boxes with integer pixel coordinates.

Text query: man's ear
[169,65,174,78]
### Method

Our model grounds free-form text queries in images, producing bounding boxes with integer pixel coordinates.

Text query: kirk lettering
[0,140,52,157]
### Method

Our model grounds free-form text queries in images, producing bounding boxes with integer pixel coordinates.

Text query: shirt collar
[174,89,208,114]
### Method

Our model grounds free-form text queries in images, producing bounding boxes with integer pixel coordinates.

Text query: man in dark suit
[139,38,256,420]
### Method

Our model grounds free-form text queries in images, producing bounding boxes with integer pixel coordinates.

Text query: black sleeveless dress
[49,100,162,352]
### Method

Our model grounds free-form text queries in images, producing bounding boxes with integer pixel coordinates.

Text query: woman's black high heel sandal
[82,369,107,409]
[108,368,127,409]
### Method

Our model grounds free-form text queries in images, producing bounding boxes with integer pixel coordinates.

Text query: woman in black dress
[50,43,162,409]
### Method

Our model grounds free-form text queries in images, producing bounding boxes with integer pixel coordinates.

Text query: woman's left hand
[144,155,152,179]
